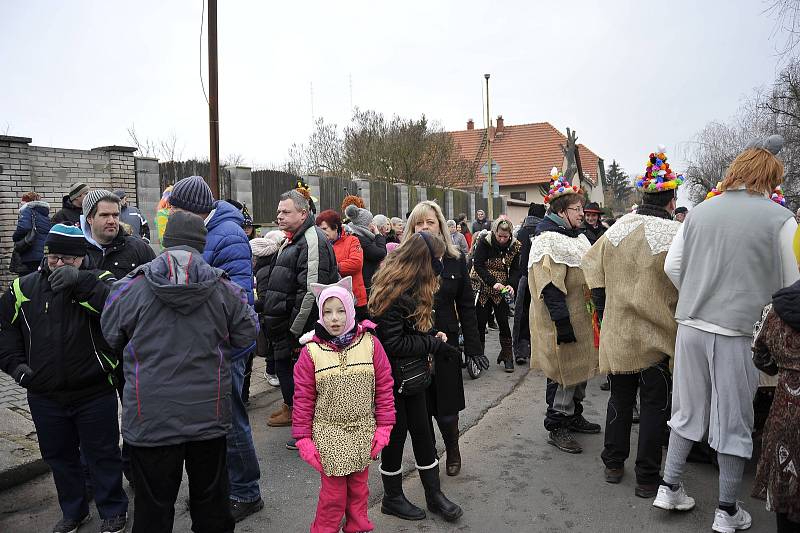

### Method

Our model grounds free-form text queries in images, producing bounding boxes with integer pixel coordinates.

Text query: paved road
[0,329,775,532]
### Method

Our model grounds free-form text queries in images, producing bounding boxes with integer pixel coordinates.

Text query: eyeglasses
[47,254,81,265]
[566,206,584,213]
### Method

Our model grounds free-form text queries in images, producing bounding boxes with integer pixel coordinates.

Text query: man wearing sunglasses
[0,224,128,533]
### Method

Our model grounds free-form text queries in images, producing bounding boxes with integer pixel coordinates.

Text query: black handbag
[396,355,433,396]
[13,212,37,254]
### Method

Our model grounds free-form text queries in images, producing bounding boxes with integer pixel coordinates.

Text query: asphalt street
[0,328,775,532]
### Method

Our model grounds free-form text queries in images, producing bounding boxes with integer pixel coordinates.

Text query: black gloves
[11,364,34,387]
[48,265,80,292]
[554,318,577,345]
[467,353,490,370]
[436,340,462,360]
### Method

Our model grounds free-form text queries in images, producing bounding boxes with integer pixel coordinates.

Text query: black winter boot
[380,471,425,521]
[437,418,462,476]
[418,463,463,522]
[499,337,514,373]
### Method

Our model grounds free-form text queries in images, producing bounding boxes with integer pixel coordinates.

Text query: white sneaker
[652,483,696,511]
[712,505,752,533]
[265,372,280,387]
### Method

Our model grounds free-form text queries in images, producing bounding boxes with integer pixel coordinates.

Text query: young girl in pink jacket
[292,277,396,533]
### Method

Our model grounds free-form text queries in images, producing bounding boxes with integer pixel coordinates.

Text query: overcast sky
[0,0,790,182]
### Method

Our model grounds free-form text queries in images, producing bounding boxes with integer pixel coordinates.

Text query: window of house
[510,191,526,201]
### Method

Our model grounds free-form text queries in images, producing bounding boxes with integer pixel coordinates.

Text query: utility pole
[484,73,493,220]
[208,0,220,199]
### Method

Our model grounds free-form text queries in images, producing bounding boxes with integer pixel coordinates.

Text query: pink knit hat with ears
[310,277,357,336]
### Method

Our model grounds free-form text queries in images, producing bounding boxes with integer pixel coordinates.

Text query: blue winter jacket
[13,201,52,264]
[204,200,254,306]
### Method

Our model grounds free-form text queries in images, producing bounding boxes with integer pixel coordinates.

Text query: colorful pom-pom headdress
[705,182,722,200]
[771,185,786,206]
[635,145,684,194]
[543,167,581,204]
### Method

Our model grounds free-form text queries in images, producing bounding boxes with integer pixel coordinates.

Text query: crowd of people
[2,135,799,533]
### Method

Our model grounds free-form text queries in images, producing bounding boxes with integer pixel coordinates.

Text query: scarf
[314,322,359,350]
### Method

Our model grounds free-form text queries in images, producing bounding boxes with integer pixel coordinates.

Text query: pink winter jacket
[292,321,396,441]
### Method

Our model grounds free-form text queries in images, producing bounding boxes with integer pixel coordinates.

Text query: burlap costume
[528,231,598,386]
[581,213,681,374]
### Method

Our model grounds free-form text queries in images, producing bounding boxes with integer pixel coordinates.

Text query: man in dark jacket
[12,194,52,274]
[344,204,386,293]
[102,212,258,533]
[261,190,338,432]
[167,175,262,521]
[0,224,128,533]
[471,209,492,234]
[512,203,546,364]
[113,189,151,242]
[582,202,606,245]
[52,182,89,226]
[81,190,156,280]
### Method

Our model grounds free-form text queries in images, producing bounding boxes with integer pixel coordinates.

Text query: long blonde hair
[719,148,784,196]
[402,201,460,259]
[369,232,445,331]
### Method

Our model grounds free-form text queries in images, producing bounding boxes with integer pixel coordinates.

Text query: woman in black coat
[404,201,487,477]
[370,233,463,523]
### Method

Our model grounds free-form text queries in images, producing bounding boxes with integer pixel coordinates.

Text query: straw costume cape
[581,213,681,374]
[528,231,598,386]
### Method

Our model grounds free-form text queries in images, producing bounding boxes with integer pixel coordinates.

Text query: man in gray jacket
[101,211,258,533]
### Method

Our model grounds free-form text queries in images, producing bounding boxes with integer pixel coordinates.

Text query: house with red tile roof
[449,117,605,223]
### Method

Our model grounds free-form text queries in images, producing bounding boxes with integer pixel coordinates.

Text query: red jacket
[333,233,368,307]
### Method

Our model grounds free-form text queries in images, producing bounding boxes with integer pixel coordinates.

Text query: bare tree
[127,124,159,158]
[766,0,800,57]
[222,153,247,167]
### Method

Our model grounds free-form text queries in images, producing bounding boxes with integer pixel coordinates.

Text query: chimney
[496,115,504,133]
[467,119,474,130]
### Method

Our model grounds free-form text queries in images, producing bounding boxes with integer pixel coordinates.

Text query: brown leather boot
[437,418,462,476]
[267,403,292,427]
[499,337,514,373]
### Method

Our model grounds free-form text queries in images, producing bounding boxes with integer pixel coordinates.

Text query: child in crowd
[292,277,395,533]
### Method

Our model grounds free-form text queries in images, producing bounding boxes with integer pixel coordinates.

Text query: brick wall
[0,135,138,286]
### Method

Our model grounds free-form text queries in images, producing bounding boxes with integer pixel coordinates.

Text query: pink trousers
[311,467,373,533]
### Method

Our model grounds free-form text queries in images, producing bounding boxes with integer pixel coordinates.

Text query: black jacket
[583,222,606,245]
[471,219,492,234]
[261,216,339,360]
[51,195,82,226]
[85,227,156,280]
[373,293,443,388]
[431,253,479,415]
[472,232,522,290]
[0,266,118,404]
[516,215,544,272]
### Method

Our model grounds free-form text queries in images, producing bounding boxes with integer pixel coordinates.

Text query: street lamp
[484,73,493,220]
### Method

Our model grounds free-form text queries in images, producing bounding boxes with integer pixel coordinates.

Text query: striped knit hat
[170,176,215,214]
[68,182,89,201]
[44,224,87,256]
[82,189,120,216]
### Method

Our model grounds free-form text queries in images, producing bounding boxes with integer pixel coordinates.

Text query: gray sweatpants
[669,324,760,458]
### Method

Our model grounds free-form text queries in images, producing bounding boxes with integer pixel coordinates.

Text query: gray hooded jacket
[101,246,258,447]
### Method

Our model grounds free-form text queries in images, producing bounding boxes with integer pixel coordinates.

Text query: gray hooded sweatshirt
[101,246,258,447]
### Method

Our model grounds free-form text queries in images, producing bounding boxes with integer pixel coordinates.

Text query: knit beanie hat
[68,182,89,201]
[113,189,126,199]
[83,189,120,216]
[44,224,88,256]
[170,176,215,214]
[162,211,208,253]
[310,277,357,337]
[345,204,373,228]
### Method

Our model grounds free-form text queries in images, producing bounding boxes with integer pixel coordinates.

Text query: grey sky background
[0,0,789,184]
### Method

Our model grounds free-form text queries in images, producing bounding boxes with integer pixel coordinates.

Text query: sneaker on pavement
[52,513,90,533]
[230,498,265,523]
[547,427,582,454]
[635,483,660,498]
[604,467,624,484]
[265,372,280,387]
[570,414,601,434]
[712,505,752,533]
[652,483,696,511]
[100,513,127,533]
[286,438,298,450]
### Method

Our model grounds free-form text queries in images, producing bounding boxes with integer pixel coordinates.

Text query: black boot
[437,418,462,476]
[381,471,425,521]
[499,337,514,373]
[418,463,463,522]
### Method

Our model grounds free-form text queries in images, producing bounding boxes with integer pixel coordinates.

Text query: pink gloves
[371,426,393,459]
[296,438,323,473]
